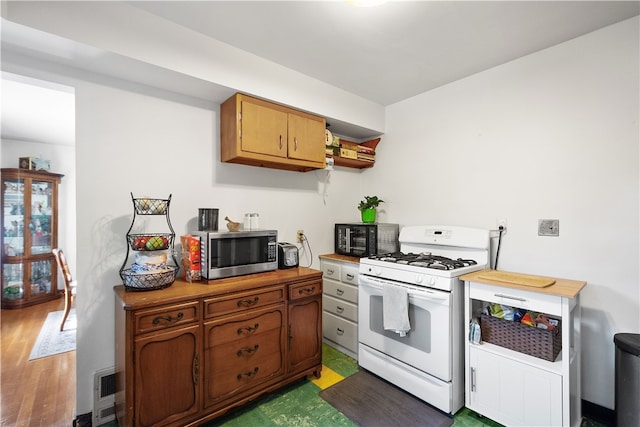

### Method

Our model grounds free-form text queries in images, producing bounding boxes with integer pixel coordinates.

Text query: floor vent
[93,367,116,426]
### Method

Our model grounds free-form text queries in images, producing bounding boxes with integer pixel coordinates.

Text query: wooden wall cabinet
[221,93,326,172]
[461,270,586,427]
[1,168,64,308]
[115,268,323,427]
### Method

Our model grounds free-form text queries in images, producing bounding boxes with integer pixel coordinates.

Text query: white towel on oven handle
[383,283,411,337]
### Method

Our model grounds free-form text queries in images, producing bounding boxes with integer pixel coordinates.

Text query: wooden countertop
[319,253,362,264]
[460,269,586,299]
[114,267,322,310]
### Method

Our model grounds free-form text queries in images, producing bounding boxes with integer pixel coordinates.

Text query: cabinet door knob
[237,367,259,380]
[237,297,259,307]
[279,135,283,150]
[152,312,184,325]
[237,344,260,357]
[294,137,298,151]
[237,323,260,335]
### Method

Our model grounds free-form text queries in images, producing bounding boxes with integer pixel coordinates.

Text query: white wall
[370,17,639,409]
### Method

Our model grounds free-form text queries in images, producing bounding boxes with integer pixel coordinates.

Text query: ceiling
[1,1,639,146]
[128,1,640,106]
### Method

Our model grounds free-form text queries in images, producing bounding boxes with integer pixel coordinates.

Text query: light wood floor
[1,297,76,427]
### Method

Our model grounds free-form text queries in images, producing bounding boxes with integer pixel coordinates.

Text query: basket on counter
[480,313,562,362]
[120,266,178,291]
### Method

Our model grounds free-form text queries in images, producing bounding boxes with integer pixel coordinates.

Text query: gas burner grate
[369,252,477,271]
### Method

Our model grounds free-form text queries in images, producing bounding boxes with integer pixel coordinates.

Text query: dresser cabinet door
[134,324,201,426]
[287,279,322,376]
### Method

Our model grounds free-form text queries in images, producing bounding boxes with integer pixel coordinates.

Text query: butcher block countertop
[460,269,586,299]
[319,253,362,264]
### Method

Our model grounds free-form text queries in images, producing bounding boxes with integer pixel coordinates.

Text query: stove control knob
[415,275,423,284]
[428,277,436,286]
[373,267,382,276]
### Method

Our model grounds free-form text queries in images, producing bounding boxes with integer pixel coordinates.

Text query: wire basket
[133,197,169,215]
[120,266,177,291]
[480,313,562,362]
[127,233,174,251]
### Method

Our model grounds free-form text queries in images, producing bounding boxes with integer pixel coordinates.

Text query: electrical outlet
[296,230,304,243]
[497,218,507,234]
[538,219,559,237]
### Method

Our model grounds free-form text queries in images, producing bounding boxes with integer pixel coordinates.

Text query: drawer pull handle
[237,323,260,335]
[336,328,344,336]
[237,367,259,380]
[336,306,344,313]
[152,312,184,325]
[327,269,335,275]
[193,352,199,385]
[336,289,344,296]
[237,344,260,357]
[298,286,315,295]
[237,297,259,307]
[494,293,527,303]
[346,273,354,280]
[470,367,476,392]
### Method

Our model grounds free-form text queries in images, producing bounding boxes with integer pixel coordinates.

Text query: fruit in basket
[145,236,166,250]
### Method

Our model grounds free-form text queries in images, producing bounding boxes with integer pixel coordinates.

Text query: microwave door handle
[346,228,351,253]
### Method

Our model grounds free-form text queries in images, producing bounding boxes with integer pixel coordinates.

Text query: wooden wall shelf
[329,156,374,169]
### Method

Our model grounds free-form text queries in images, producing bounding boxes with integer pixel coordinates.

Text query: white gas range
[358,225,490,415]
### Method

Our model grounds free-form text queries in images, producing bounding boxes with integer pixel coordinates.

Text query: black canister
[198,208,219,231]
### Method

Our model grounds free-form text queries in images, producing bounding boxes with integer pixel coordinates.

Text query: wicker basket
[480,314,562,361]
[120,266,177,291]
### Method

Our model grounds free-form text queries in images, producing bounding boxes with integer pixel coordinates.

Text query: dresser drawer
[208,327,282,368]
[204,285,285,318]
[323,294,357,322]
[323,279,357,304]
[133,301,200,335]
[469,281,562,316]
[323,312,357,353]
[341,265,359,285]
[205,348,284,405]
[321,261,341,281]
[289,280,322,301]
[205,306,284,347]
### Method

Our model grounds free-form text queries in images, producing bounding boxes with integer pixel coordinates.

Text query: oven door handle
[358,275,450,304]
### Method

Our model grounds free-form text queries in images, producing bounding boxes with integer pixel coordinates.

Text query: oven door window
[210,236,269,267]
[358,277,452,382]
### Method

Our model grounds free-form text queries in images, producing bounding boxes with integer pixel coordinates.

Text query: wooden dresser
[114,267,322,427]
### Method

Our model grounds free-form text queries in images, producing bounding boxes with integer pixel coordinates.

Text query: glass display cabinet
[1,168,64,308]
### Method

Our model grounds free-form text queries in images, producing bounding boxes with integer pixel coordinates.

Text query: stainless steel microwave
[192,230,278,279]
[334,223,399,257]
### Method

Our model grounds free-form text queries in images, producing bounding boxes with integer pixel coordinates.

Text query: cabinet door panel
[288,297,322,374]
[241,100,287,157]
[469,347,562,427]
[135,324,200,426]
[287,113,325,163]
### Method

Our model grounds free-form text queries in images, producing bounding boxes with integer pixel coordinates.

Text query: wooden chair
[52,248,77,331]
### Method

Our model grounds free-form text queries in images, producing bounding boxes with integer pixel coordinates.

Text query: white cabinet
[319,254,360,359]
[462,269,586,427]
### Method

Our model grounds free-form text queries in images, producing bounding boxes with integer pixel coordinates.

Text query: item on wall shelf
[325,137,380,169]
[119,193,178,291]
[19,157,50,171]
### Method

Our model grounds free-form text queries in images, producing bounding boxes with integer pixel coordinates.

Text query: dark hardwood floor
[1,297,76,427]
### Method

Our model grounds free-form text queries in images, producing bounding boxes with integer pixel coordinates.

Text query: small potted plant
[358,195,384,223]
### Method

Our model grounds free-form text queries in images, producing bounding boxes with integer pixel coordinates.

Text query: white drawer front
[323,312,357,354]
[469,281,562,316]
[323,280,358,304]
[323,294,358,322]
[321,261,341,281]
[341,265,359,285]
